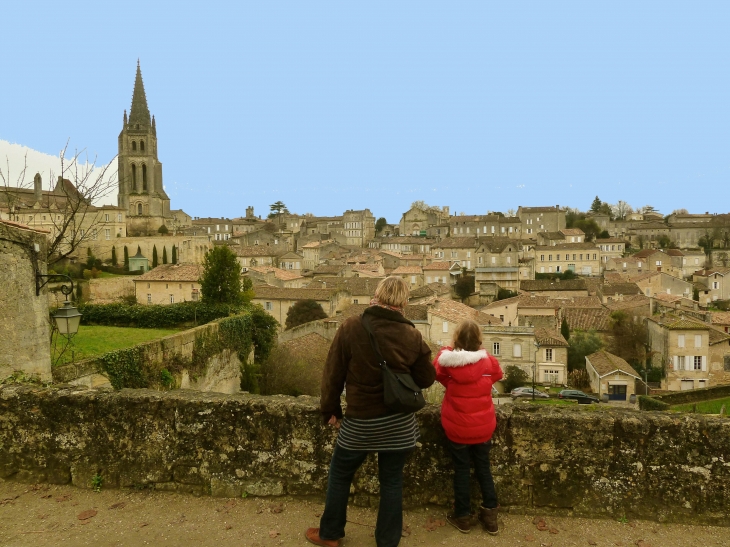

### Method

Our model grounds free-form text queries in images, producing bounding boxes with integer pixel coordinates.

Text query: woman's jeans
[319,445,409,547]
[448,439,498,517]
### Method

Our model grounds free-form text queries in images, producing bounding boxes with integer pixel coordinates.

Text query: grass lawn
[523,398,577,406]
[53,325,180,365]
[672,397,730,414]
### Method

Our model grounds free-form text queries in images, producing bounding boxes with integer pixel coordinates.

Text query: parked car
[511,387,550,399]
[558,389,599,404]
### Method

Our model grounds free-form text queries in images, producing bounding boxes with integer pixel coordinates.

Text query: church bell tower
[118,60,171,235]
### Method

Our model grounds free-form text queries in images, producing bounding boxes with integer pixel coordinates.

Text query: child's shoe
[446,513,472,534]
[478,506,499,535]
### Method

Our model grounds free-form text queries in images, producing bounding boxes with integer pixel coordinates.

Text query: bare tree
[1,141,118,265]
[611,200,633,220]
[671,208,689,216]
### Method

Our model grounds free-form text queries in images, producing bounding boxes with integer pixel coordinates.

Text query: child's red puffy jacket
[434,347,503,444]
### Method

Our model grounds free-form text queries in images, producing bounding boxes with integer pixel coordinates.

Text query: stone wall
[88,277,135,303]
[1,386,728,525]
[76,235,212,267]
[0,221,52,382]
[53,322,244,394]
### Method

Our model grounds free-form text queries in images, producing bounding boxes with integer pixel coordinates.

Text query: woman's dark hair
[453,319,482,352]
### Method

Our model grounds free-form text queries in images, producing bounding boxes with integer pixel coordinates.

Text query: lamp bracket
[36,273,74,297]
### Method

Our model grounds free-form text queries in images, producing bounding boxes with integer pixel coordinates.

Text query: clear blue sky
[2,1,730,223]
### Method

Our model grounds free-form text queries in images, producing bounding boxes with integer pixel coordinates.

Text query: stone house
[474,238,521,293]
[134,264,202,305]
[597,282,643,304]
[350,263,385,278]
[448,215,502,237]
[300,240,343,270]
[312,264,347,278]
[232,209,267,234]
[423,261,452,284]
[665,249,705,279]
[252,286,351,326]
[190,217,234,242]
[536,228,585,247]
[408,282,452,304]
[343,209,375,247]
[278,252,304,274]
[421,299,501,347]
[378,236,435,255]
[246,266,305,288]
[694,268,730,305]
[399,204,450,236]
[534,243,600,276]
[432,237,479,270]
[517,206,565,237]
[632,271,692,299]
[234,245,288,270]
[646,314,726,391]
[626,221,670,249]
[391,265,425,289]
[305,276,382,306]
[585,351,642,402]
[631,249,677,275]
[0,220,52,382]
[170,209,192,231]
[300,215,344,237]
[596,238,627,271]
[605,256,649,276]
[710,312,730,335]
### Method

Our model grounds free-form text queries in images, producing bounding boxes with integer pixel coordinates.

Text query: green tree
[375,217,388,234]
[560,317,570,341]
[502,365,530,393]
[111,246,117,266]
[607,311,648,369]
[157,224,169,235]
[657,234,675,249]
[496,288,518,301]
[200,245,244,304]
[285,299,328,330]
[123,246,129,270]
[152,245,159,268]
[268,201,288,220]
[136,245,142,255]
[171,245,177,264]
[590,196,602,213]
[574,217,601,241]
[162,246,168,264]
[567,330,604,371]
[454,275,475,301]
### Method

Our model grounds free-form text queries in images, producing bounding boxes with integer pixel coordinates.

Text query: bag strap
[361,314,388,370]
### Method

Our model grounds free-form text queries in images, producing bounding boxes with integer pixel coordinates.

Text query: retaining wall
[1,386,729,525]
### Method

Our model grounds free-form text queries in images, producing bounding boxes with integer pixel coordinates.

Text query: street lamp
[36,271,82,338]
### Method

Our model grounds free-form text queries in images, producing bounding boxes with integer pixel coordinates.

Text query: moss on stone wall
[0,386,728,526]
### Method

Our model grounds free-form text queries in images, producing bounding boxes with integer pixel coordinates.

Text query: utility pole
[533,341,540,401]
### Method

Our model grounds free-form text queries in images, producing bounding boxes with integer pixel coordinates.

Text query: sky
[2,1,730,223]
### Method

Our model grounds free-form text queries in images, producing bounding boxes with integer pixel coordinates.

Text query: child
[434,319,503,535]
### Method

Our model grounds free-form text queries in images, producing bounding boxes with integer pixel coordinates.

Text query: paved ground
[1,481,727,547]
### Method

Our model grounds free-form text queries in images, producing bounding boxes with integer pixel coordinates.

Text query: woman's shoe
[305,527,340,547]
[478,506,499,535]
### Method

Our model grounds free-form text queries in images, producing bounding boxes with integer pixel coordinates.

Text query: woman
[306,276,436,547]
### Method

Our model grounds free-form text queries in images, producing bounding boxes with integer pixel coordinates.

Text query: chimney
[33,173,42,203]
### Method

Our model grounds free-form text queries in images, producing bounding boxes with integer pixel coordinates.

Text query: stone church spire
[129,60,151,127]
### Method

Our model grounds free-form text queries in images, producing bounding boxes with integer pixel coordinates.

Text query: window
[513,343,522,358]
[105,214,110,222]
[491,256,496,264]
[556,254,560,261]
[265,302,273,311]
[147,283,150,289]
[170,294,174,304]
[411,275,416,284]
[493,342,500,356]
[548,255,552,261]
[467,251,471,258]
[140,141,145,151]
[675,356,685,370]
[192,291,199,301]
[545,348,553,362]
[117,213,122,222]
[165,284,169,289]
[137,203,143,216]
[142,164,147,191]
[507,256,511,264]
[713,281,719,290]
[694,356,702,370]
[724,355,730,372]
[353,299,359,304]
[105,229,111,240]
[540,255,545,261]
[678,334,685,348]
[694,335,702,348]
[132,141,137,151]
[179,284,182,289]
[442,321,449,333]
[147,294,151,303]
[656,261,662,266]
[544,370,560,383]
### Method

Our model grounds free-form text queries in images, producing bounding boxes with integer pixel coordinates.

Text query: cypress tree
[123,246,129,269]
[152,245,158,268]
[561,317,571,341]
[111,246,118,266]
[171,245,177,264]
[137,245,142,255]
[162,246,168,264]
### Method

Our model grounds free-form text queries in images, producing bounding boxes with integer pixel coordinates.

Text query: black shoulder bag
[361,314,426,413]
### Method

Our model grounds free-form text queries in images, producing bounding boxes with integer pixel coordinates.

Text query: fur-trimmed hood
[437,348,488,368]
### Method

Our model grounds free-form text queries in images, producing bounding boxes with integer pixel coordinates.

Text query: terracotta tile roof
[379,250,405,258]
[603,295,651,311]
[601,283,642,297]
[520,279,587,292]
[709,326,730,345]
[563,308,611,332]
[520,206,561,213]
[534,327,569,347]
[516,295,561,309]
[301,240,334,249]
[433,237,478,249]
[652,292,683,303]
[560,228,585,236]
[313,264,345,275]
[0,219,51,234]
[281,332,332,367]
[423,261,451,270]
[234,245,287,257]
[134,264,202,282]
[253,285,339,301]
[428,299,501,326]
[306,277,381,297]
[409,282,451,299]
[710,312,730,325]
[404,305,429,322]
[248,266,303,281]
[586,351,640,378]
[541,231,565,239]
[632,249,667,259]
[595,237,629,244]
[351,263,382,272]
[535,242,598,251]
[392,266,423,275]
[650,314,708,330]
[476,237,516,253]
[557,296,603,308]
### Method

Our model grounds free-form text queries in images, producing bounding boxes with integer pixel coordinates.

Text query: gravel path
[0,481,727,547]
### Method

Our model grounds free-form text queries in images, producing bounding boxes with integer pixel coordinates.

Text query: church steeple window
[137,203,143,216]
[132,141,137,151]
[132,164,137,191]
[140,140,145,151]
[142,164,148,191]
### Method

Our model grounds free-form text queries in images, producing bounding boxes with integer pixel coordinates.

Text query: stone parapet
[0,387,728,525]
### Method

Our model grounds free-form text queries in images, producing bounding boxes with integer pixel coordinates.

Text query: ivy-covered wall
[53,306,278,394]
[0,387,728,526]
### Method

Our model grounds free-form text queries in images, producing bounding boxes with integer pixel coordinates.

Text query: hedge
[638,395,670,411]
[78,301,249,329]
